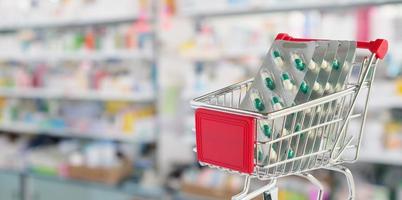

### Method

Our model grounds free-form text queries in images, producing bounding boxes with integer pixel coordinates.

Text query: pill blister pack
[240,39,357,168]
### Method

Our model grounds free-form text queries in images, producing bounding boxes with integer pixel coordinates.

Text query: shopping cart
[191,33,388,200]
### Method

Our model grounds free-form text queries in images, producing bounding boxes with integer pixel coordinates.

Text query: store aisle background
[0,0,401,199]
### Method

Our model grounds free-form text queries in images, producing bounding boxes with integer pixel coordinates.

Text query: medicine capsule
[281,128,289,136]
[308,60,318,72]
[269,147,278,162]
[295,123,307,139]
[260,122,272,138]
[343,62,350,71]
[261,71,275,91]
[287,148,295,159]
[250,90,265,112]
[299,81,309,94]
[325,83,334,93]
[272,50,284,68]
[294,123,301,133]
[332,59,340,70]
[294,58,306,71]
[258,148,263,162]
[281,73,294,91]
[271,96,283,110]
[321,60,331,72]
[335,83,342,92]
[313,81,323,93]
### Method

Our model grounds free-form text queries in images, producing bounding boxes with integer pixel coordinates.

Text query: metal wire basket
[191,33,388,200]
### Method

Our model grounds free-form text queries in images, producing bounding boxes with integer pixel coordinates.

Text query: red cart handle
[275,33,388,59]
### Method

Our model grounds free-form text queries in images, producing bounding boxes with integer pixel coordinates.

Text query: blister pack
[241,40,316,165]
[303,41,357,170]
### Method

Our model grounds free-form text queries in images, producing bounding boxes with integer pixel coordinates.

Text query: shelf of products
[0,51,153,62]
[0,0,150,31]
[0,98,156,143]
[0,122,155,143]
[0,88,155,102]
[177,0,402,17]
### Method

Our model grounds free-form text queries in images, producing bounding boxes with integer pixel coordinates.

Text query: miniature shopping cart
[191,33,388,200]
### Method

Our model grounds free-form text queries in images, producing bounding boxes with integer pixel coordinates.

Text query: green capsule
[262,124,272,138]
[273,50,281,58]
[332,59,340,70]
[265,77,275,90]
[271,96,280,104]
[294,58,306,71]
[294,123,301,132]
[258,149,263,161]
[281,72,290,80]
[254,98,265,112]
[299,81,309,94]
[287,149,295,159]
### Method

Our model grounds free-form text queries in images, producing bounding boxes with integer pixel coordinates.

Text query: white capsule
[274,57,284,68]
[313,82,323,93]
[308,60,317,71]
[269,147,278,162]
[281,129,289,136]
[291,53,301,60]
[261,71,270,79]
[325,83,334,93]
[250,89,260,100]
[273,102,283,110]
[321,60,331,72]
[335,83,343,92]
[283,79,294,91]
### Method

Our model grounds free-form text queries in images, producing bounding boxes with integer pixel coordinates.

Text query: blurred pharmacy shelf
[0,122,155,143]
[368,80,401,109]
[181,49,265,61]
[357,149,402,166]
[0,88,155,102]
[0,50,153,61]
[0,15,145,32]
[180,0,402,17]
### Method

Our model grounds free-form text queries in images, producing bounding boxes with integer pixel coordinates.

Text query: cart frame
[191,33,388,200]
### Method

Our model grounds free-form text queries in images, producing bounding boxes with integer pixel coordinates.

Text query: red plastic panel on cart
[195,108,255,174]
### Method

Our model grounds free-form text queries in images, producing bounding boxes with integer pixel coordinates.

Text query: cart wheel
[263,192,272,200]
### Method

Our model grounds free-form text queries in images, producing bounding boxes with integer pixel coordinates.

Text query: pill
[281,73,294,91]
[261,71,275,90]
[313,81,323,93]
[287,148,295,159]
[269,148,278,162]
[335,83,342,92]
[271,96,283,110]
[281,128,289,136]
[308,60,318,71]
[325,83,334,93]
[250,90,265,112]
[273,50,284,67]
[294,58,306,71]
[294,123,307,139]
[299,81,309,94]
[332,59,340,70]
[294,123,301,133]
[321,60,331,71]
[343,62,350,71]
[261,122,272,138]
[258,148,263,162]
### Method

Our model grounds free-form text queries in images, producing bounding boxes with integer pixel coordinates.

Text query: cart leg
[263,186,278,200]
[296,173,324,200]
[232,176,252,200]
[326,165,355,200]
[232,177,277,200]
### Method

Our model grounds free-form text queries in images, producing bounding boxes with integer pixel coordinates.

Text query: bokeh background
[0,0,401,199]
